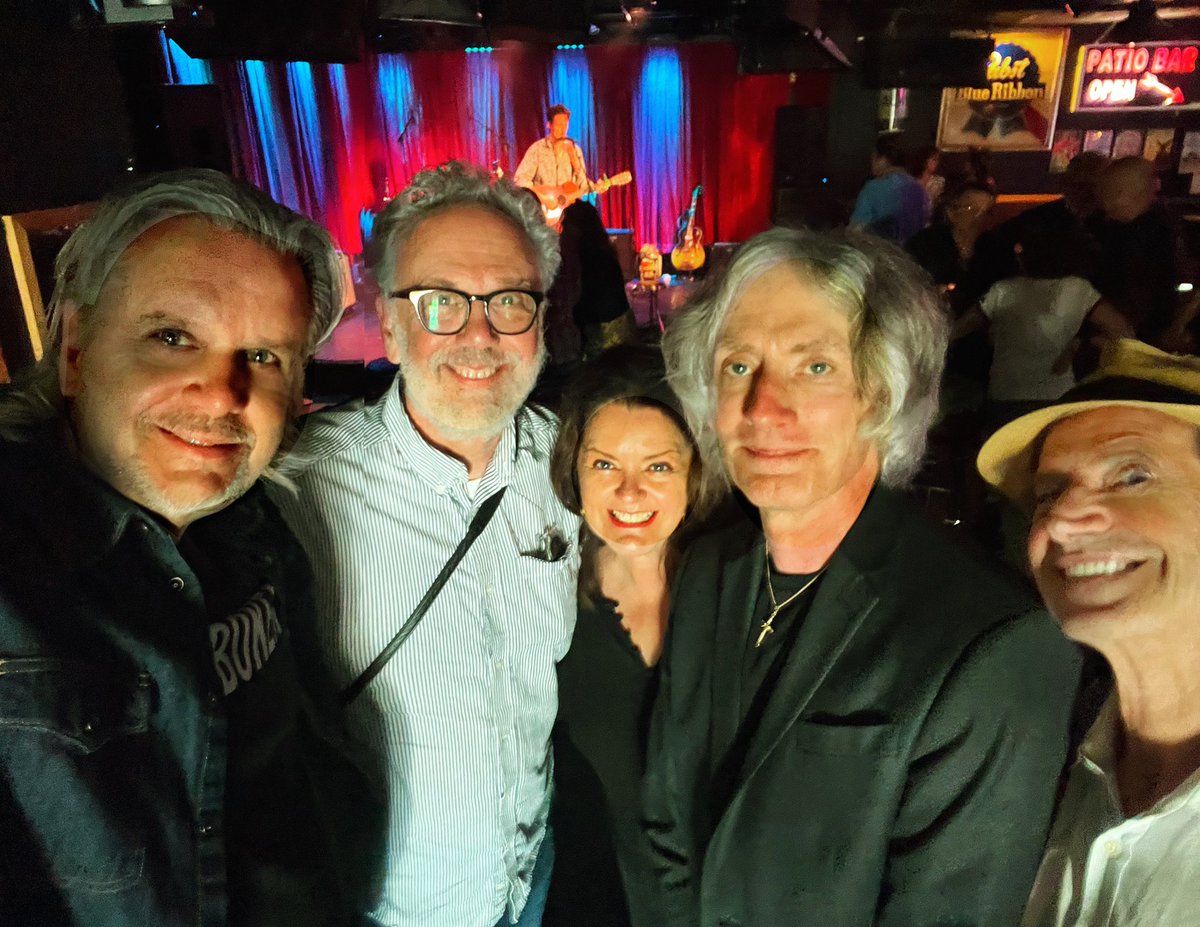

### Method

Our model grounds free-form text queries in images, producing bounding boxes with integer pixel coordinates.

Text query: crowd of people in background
[3,122,1200,927]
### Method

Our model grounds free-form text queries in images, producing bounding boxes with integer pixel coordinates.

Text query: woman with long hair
[544,344,720,927]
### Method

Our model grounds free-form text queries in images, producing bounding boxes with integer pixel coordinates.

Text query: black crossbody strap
[340,486,507,706]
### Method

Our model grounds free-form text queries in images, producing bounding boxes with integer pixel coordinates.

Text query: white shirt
[979,276,1100,402]
[275,380,579,927]
[1023,696,1200,927]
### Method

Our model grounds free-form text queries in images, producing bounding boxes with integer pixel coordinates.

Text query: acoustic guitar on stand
[671,184,705,272]
[532,171,633,226]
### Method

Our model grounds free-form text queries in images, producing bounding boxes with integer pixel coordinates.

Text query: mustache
[153,412,253,446]
[430,345,522,368]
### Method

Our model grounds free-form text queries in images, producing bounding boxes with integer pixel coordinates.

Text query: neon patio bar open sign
[1072,41,1200,111]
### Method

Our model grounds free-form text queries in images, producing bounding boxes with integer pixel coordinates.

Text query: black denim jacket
[0,426,368,926]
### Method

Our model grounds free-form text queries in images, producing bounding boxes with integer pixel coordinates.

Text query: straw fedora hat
[977,339,1200,505]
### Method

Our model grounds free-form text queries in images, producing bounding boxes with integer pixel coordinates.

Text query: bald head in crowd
[1098,155,1156,224]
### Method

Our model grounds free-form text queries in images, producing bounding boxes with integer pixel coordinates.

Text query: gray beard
[394,332,545,443]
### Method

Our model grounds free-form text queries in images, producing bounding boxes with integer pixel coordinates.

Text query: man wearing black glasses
[274,162,579,927]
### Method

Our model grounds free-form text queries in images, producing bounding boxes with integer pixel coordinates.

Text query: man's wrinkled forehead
[83,213,221,307]
[1034,405,1200,476]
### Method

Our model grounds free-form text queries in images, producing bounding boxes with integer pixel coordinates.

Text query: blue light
[243,61,298,207]
[468,43,517,171]
[286,61,325,196]
[329,63,353,156]
[159,34,213,85]
[634,48,686,248]
[549,46,597,203]
[376,53,418,176]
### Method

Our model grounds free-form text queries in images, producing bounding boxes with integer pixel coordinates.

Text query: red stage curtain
[208,44,828,254]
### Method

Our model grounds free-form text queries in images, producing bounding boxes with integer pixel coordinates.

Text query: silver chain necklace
[757,548,826,648]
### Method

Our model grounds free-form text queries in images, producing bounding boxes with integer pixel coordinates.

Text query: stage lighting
[376,0,482,26]
[100,0,180,24]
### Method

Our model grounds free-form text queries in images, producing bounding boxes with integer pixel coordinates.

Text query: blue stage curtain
[238,62,294,205]
[374,53,418,196]
[329,63,354,156]
[285,61,327,212]
[633,47,687,249]
[160,34,213,85]
[548,48,597,195]
[466,50,517,177]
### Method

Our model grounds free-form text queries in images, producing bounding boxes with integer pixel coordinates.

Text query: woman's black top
[543,595,659,927]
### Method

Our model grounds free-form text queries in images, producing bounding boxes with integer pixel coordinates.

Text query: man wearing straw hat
[978,338,1200,926]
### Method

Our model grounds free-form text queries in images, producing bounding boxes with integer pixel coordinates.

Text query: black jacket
[0,424,377,926]
[643,486,1081,927]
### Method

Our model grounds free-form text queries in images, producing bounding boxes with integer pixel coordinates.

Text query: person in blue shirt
[850,133,930,244]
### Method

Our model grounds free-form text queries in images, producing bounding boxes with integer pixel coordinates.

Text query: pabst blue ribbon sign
[938,30,1068,151]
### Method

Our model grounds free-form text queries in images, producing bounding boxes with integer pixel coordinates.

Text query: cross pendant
[755,607,782,648]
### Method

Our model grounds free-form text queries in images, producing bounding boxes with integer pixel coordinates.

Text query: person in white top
[978,339,1200,927]
[954,225,1132,429]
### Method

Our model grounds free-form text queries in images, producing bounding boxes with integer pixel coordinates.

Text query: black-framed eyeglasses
[389,287,544,336]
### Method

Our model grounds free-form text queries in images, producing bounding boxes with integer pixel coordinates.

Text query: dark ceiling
[8,0,1195,65]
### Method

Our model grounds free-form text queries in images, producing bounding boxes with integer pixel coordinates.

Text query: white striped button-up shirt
[275,380,579,927]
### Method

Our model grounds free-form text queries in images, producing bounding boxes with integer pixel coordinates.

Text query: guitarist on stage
[514,103,590,196]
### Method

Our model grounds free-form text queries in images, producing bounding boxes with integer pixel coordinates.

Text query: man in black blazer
[650,227,1082,927]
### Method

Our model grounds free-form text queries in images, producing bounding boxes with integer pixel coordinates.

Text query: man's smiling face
[1028,406,1200,645]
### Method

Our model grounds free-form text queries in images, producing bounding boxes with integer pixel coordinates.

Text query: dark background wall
[0,3,142,214]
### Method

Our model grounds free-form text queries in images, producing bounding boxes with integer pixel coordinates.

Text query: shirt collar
[380,376,549,494]
[6,420,172,567]
[1078,694,1120,772]
[1077,693,1200,818]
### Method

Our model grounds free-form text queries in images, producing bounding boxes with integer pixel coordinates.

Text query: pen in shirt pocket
[520,525,569,562]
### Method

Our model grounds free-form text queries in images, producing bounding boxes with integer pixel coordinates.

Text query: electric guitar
[671,184,705,272]
[532,171,633,225]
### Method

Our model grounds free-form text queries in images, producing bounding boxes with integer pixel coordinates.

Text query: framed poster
[1145,128,1176,167]
[1113,129,1145,159]
[1049,129,1082,173]
[1178,131,1200,172]
[937,30,1069,151]
[1082,129,1114,156]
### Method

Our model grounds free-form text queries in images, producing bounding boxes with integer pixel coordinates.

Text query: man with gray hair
[0,169,357,926]
[646,227,1081,926]
[275,161,579,927]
